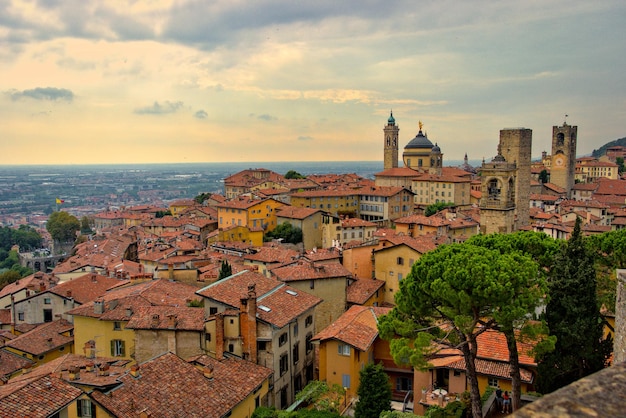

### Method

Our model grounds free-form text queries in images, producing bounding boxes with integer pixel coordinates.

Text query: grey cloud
[298,135,313,141]
[134,101,184,115]
[257,114,277,121]
[10,87,74,102]
[194,110,208,119]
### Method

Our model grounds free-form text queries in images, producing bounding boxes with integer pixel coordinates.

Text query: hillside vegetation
[591,137,626,158]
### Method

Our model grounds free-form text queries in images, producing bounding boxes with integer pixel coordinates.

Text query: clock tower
[383,111,399,170]
[550,120,577,197]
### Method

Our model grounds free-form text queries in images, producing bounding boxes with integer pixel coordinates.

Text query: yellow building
[290,189,360,217]
[313,305,414,402]
[68,279,201,364]
[216,195,285,234]
[3,319,74,367]
[373,235,438,305]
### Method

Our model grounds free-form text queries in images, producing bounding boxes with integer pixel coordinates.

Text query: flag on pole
[56,198,65,204]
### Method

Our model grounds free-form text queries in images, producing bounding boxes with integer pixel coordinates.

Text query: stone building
[550,122,578,197]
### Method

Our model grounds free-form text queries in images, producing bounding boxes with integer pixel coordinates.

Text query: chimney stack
[203,365,214,380]
[151,314,160,327]
[130,364,140,377]
[94,299,104,315]
[215,313,225,360]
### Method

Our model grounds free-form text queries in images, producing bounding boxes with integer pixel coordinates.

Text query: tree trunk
[505,330,522,412]
[461,339,483,418]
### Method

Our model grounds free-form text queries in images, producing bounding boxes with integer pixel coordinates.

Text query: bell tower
[551,118,577,197]
[479,146,517,235]
[383,111,399,170]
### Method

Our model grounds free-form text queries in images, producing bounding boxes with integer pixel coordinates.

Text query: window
[338,344,350,356]
[280,354,289,376]
[44,297,51,305]
[77,399,96,417]
[488,377,499,387]
[310,280,315,289]
[257,341,267,351]
[305,315,313,327]
[209,307,218,315]
[306,333,313,354]
[43,309,53,322]
[398,273,403,281]
[111,339,125,357]
[293,342,300,364]
[205,333,212,342]
[113,321,121,330]
[342,374,351,389]
[293,323,298,337]
[396,377,413,391]
[396,257,404,265]
[279,332,288,347]
[228,343,234,352]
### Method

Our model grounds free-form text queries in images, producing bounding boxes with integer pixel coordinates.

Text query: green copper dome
[387,111,395,124]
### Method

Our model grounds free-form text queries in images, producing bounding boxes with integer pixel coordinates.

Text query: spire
[387,110,395,124]
[464,153,468,163]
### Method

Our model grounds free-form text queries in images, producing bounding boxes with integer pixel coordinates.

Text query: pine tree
[537,217,612,393]
[218,259,232,280]
[354,363,391,418]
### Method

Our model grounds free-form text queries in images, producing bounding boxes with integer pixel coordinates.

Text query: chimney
[215,313,225,360]
[99,363,110,376]
[151,314,160,327]
[66,290,72,298]
[83,340,96,359]
[94,299,104,314]
[239,283,258,364]
[126,307,133,317]
[91,273,97,282]
[167,314,178,329]
[130,364,140,377]
[68,366,80,380]
[203,365,214,380]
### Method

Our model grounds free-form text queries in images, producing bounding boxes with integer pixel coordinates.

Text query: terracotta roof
[0,349,33,378]
[196,270,281,308]
[356,186,413,197]
[342,217,377,228]
[376,233,440,254]
[48,273,126,304]
[476,329,536,365]
[91,352,272,418]
[4,319,73,356]
[346,279,385,304]
[125,305,205,331]
[446,357,534,384]
[0,374,83,417]
[312,305,391,351]
[276,206,321,220]
[302,247,342,262]
[374,167,420,178]
[0,308,12,325]
[243,245,299,263]
[530,194,560,202]
[271,259,352,282]
[256,285,322,328]
[542,183,566,194]
[67,279,201,319]
[594,178,626,196]
[0,272,58,299]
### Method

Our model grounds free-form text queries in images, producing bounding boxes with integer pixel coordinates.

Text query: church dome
[404,130,434,150]
[388,112,395,124]
[431,143,441,153]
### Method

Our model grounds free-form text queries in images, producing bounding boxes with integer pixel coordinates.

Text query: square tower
[383,112,399,170]
[479,154,517,235]
[499,128,532,228]
[551,123,577,198]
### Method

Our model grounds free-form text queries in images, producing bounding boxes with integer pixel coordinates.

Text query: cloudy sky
[1,0,624,165]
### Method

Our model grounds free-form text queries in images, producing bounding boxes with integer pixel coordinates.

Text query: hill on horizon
[591,137,626,158]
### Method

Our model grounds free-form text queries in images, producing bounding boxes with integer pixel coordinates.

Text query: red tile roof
[346,279,385,304]
[5,319,73,356]
[49,273,126,304]
[271,259,352,282]
[0,350,33,379]
[0,374,83,417]
[255,285,322,328]
[125,305,205,331]
[91,352,272,418]
[312,305,391,351]
[276,206,321,220]
[196,270,281,308]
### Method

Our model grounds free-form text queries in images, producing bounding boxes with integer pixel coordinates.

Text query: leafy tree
[538,169,549,184]
[285,170,306,179]
[354,363,392,418]
[0,269,22,289]
[155,210,172,218]
[295,380,346,413]
[587,229,626,312]
[46,211,80,243]
[465,231,558,411]
[218,259,232,280]
[194,192,211,204]
[0,225,42,253]
[379,243,541,418]
[536,218,612,394]
[80,216,93,234]
[265,223,303,244]
[424,202,455,217]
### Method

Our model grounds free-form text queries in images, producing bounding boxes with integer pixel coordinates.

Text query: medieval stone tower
[479,147,517,235]
[550,122,577,198]
[383,111,399,170]
[499,128,532,228]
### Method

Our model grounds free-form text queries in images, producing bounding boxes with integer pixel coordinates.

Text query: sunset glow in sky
[1,1,624,165]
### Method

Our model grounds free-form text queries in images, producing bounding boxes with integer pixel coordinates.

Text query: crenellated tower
[383,111,399,170]
[550,120,577,198]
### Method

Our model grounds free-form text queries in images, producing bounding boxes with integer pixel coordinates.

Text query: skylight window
[259,305,271,312]
[286,290,298,296]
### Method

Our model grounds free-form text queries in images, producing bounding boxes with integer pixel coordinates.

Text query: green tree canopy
[46,211,80,243]
[537,218,612,394]
[265,222,303,244]
[379,243,543,418]
[80,216,93,234]
[218,259,232,280]
[354,363,392,418]
[424,202,455,217]
[285,170,306,179]
[538,169,549,184]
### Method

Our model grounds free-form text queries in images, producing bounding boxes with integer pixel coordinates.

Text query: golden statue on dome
[419,120,423,131]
